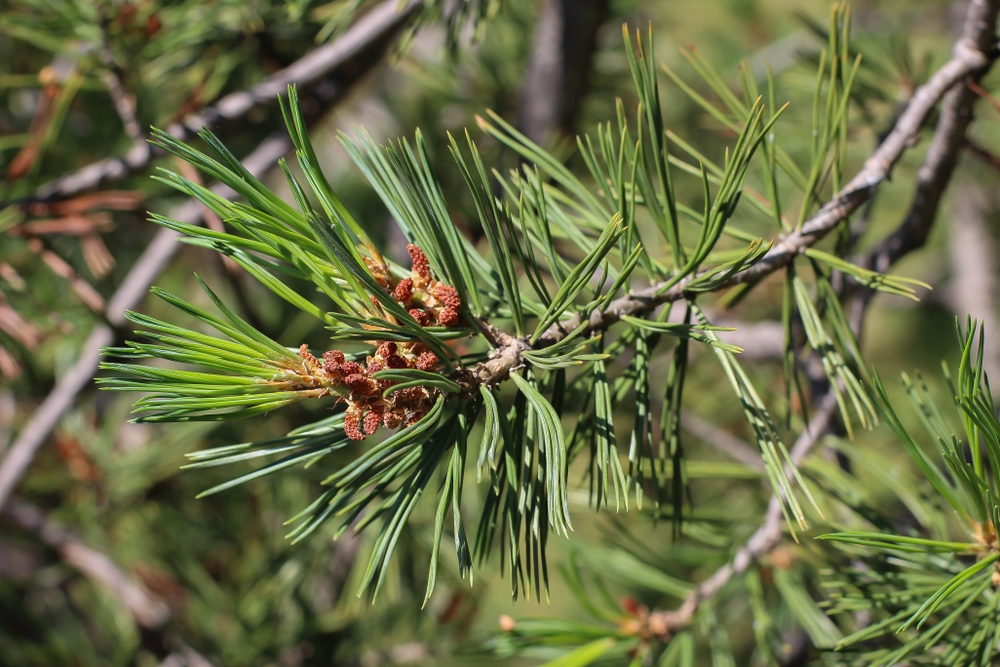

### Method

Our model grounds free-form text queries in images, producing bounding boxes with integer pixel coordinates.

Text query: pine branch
[631,0,1000,628]
[28,0,422,203]
[468,2,998,387]
[88,0,1000,620]
[642,6,998,639]
[863,6,998,272]
[0,325,113,514]
[660,389,840,634]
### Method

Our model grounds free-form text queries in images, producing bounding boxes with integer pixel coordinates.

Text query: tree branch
[2,499,171,628]
[645,0,1000,634]
[711,318,784,361]
[966,137,1000,173]
[29,0,422,202]
[680,410,766,472]
[474,0,998,386]
[863,52,995,269]
[662,389,840,633]
[99,47,142,141]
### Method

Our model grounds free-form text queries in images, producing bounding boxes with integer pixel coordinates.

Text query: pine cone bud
[393,278,414,302]
[438,307,459,327]
[298,344,317,365]
[396,386,426,404]
[407,244,431,279]
[385,353,408,369]
[383,411,403,430]
[345,373,375,395]
[409,308,431,327]
[322,350,345,375]
[344,412,365,440]
[431,284,461,309]
[363,410,382,435]
[415,351,439,371]
[340,361,362,376]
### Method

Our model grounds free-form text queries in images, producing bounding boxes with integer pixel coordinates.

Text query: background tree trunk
[518,0,609,143]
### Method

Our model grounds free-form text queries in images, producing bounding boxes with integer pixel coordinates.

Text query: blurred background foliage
[1,0,999,665]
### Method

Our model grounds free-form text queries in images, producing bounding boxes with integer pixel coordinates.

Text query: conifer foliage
[5,0,1000,664]
[102,31,815,600]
